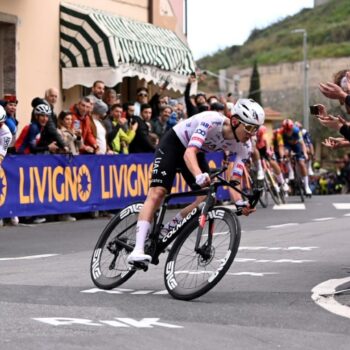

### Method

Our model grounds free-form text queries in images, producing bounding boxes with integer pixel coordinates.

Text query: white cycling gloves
[195,172,210,186]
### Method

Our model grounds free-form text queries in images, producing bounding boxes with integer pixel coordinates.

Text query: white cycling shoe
[282,182,290,193]
[305,186,312,196]
[257,169,265,181]
[127,250,152,265]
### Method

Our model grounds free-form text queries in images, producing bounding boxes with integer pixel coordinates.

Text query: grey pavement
[1,194,350,350]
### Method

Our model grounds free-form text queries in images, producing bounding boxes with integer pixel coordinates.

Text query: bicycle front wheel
[90,203,143,289]
[164,207,241,301]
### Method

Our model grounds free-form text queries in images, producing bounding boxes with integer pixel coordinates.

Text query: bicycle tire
[279,185,287,204]
[90,202,143,289]
[264,171,281,205]
[164,207,241,301]
[295,175,305,202]
[258,180,269,208]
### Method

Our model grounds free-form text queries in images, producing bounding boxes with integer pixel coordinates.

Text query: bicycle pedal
[131,261,149,271]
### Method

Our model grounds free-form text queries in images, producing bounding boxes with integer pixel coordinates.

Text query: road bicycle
[288,153,309,203]
[242,163,268,208]
[90,167,261,301]
[261,158,286,205]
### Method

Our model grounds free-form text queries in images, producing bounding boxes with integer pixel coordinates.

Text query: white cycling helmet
[0,105,6,123]
[34,103,51,116]
[233,98,265,126]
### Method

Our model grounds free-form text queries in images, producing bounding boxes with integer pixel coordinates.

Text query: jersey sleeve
[231,142,252,177]
[187,119,216,150]
[276,132,284,146]
[0,129,12,157]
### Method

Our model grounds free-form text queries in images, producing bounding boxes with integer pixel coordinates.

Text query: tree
[248,61,262,105]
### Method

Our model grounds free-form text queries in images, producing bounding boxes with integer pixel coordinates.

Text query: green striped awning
[60,2,195,91]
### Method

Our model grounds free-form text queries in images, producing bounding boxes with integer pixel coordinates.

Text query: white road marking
[81,288,123,294]
[81,288,169,295]
[343,213,350,217]
[0,254,58,261]
[239,246,318,251]
[33,317,183,328]
[312,217,335,221]
[236,258,314,263]
[273,204,305,210]
[266,223,299,229]
[311,277,350,319]
[226,272,278,277]
[333,203,350,210]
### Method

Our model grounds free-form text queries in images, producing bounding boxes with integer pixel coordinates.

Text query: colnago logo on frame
[162,207,198,242]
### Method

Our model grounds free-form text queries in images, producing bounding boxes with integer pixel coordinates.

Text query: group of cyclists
[127,98,314,265]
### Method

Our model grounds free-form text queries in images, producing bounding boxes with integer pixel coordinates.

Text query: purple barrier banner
[0,153,229,218]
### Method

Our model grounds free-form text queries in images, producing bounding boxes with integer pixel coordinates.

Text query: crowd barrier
[0,153,230,218]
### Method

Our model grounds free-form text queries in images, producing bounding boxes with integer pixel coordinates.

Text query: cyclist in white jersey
[0,105,12,167]
[128,99,265,264]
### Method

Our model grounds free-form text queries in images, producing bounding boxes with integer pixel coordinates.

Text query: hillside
[197,0,350,72]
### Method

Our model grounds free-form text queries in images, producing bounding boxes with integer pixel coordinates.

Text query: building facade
[0,0,193,128]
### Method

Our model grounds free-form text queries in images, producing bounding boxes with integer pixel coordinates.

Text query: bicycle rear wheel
[164,207,241,301]
[90,203,143,289]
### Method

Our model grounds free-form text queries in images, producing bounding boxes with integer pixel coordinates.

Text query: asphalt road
[1,194,350,350]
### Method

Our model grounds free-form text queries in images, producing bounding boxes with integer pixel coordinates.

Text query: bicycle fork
[195,188,216,258]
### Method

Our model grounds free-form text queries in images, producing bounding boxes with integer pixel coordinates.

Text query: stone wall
[225,57,350,117]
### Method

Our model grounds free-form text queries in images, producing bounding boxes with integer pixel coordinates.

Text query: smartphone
[73,119,81,130]
[309,105,320,115]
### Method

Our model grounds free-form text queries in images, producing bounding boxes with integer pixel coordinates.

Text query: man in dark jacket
[129,104,156,153]
[31,97,66,151]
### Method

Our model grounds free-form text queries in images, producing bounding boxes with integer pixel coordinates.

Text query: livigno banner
[0,153,229,218]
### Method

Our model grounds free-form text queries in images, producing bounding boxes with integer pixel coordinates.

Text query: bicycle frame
[146,169,260,265]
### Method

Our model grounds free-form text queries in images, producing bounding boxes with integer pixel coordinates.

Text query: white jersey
[173,111,252,176]
[0,124,12,158]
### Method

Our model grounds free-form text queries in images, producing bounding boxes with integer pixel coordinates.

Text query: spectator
[149,85,169,120]
[134,87,148,117]
[87,80,106,104]
[151,105,172,140]
[184,75,208,117]
[17,103,60,225]
[44,87,59,126]
[129,103,156,153]
[0,105,13,227]
[23,104,60,155]
[57,111,82,155]
[31,97,66,151]
[109,104,138,154]
[70,97,98,154]
[175,102,186,120]
[103,88,120,112]
[55,112,79,223]
[2,95,18,153]
[122,102,136,127]
[91,100,111,154]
